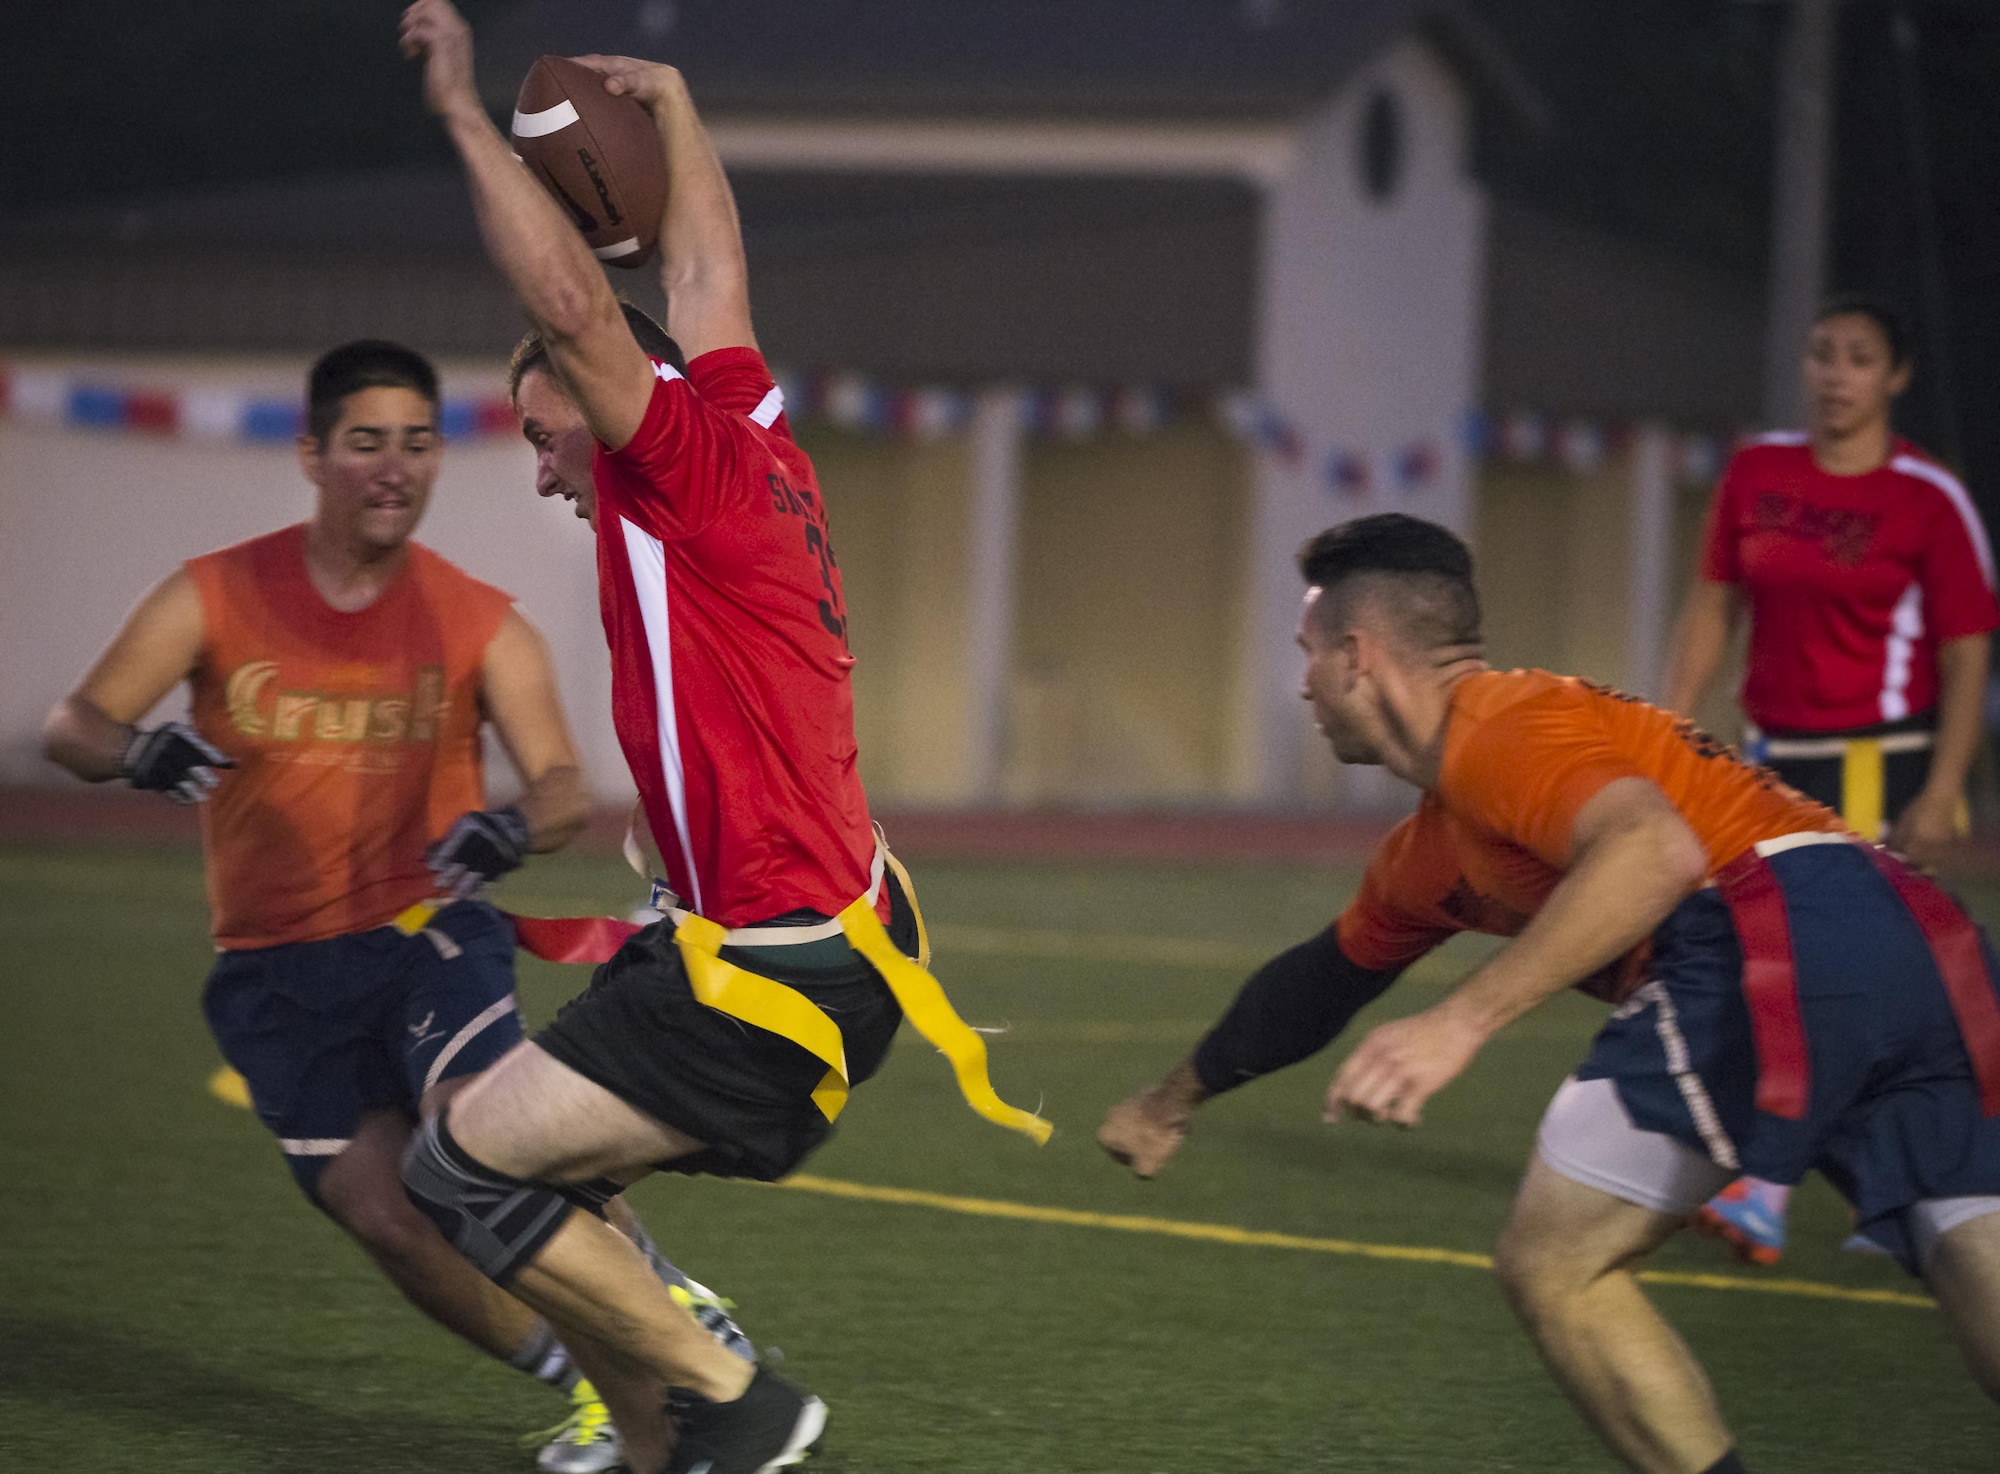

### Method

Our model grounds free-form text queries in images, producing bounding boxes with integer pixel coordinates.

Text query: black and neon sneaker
[665,1274,757,1364]
[665,1368,826,1474]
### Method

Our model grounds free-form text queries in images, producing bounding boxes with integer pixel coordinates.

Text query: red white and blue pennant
[0,361,1738,481]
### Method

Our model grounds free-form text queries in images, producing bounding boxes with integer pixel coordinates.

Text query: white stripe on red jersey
[1891,453,1996,589]
[617,514,706,913]
[1882,581,1923,722]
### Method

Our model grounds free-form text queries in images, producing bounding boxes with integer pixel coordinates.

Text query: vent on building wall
[1359,88,1404,203]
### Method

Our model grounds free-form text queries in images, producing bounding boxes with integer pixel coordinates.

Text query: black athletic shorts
[533,873,919,1181]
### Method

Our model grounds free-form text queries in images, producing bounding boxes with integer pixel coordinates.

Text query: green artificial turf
[1,839,1991,1471]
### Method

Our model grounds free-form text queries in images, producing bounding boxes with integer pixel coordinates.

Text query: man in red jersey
[43,340,755,1474]
[1102,514,2000,1473]
[397,7,1045,1473]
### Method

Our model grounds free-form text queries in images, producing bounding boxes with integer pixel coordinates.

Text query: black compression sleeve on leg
[1699,1452,1747,1474]
[1190,929,1402,1097]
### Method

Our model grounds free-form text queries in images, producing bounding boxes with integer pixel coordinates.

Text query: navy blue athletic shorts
[1577,839,2000,1271]
[202,900,523,1197]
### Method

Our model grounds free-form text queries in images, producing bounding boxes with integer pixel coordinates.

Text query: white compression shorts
[1535,1075,2000,1275]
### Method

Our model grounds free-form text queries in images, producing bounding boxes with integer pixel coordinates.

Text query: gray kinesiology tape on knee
[400,1113,575,1285]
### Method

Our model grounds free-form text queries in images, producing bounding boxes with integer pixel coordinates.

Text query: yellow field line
[198,1067,1934,1310]
[203,959,1929,1316]
[762,1174,1937,1311]
[1631,1267,1930,1307]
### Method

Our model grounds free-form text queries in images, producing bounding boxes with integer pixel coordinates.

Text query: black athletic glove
[121,722,235,804]
[425,806,532,899]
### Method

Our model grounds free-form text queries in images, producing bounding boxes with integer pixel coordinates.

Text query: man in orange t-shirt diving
[1100,513,2000,1474]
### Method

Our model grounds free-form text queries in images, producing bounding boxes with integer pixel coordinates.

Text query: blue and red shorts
[202,900,523,1197]
[1577,836,2000,1271]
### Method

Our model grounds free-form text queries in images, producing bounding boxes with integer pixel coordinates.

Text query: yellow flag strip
[674,913,854,1121]
[837,896,1054,1145]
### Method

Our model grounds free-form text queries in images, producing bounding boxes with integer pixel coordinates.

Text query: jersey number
[767,472,850,647]
[804,523,847,646]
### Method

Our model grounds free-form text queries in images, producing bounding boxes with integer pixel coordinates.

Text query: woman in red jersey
[1662,294,2000,1264]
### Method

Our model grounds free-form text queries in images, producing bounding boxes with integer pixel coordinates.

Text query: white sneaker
[532,1380,623,1474]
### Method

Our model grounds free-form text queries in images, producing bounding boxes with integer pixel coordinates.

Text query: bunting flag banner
[1551,418,1605,475]
[0,359,1741,477]
[823,371,883,431]
[1325,448,1372,497]
[1109,385,1168,435]
[1221,391,1305,467]
[1394,440,1441,490]
[0,364,518,446]
[1459,407,1490,456]
[905,386,970,440]
[1673,432,1726,485]
[1499,411,1550,461]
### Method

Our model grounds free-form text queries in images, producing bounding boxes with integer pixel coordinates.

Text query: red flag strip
[1714,849,1811,1121]
[506,912,642,966]
[1858,846,2000,1117]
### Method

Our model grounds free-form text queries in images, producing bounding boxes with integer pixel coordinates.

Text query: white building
[0,1,1762,806]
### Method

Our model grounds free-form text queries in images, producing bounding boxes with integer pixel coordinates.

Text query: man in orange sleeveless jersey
[43,340,750,1474]
[1101,514,2000,1473]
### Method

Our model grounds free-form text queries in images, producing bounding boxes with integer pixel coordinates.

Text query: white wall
[0,356,633,800]
[1239,36,1488,805]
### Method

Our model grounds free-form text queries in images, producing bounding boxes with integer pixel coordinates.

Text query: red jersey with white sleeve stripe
[589,347,880,929]
[1699,433,1999,732]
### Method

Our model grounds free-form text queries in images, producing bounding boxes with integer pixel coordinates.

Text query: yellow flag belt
[395,830,1051,1147]
[668,848,1051,1144]
[386,844,1048,1144]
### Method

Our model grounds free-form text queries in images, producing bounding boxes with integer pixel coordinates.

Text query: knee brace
[563,1175,621,1217]
[400,1109,576,1285]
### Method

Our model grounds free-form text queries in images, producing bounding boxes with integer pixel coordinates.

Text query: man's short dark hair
[1814,293,1912,367]
[508,302,687,399]
[1298,513,1482,651]
[306,340,440,443]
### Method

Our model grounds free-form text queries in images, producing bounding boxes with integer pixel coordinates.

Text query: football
[510,55,667,269]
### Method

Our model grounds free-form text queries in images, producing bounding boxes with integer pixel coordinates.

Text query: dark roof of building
[0,170,481,257]
[0,0,1543,269]
[476,0,1546,127]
